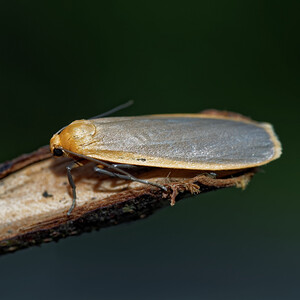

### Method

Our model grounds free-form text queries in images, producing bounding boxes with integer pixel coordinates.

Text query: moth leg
[111,163,139,169]
[94,166,134,180]
[61,148,167,193]
[94,166,167,191]
[66,161,81,216]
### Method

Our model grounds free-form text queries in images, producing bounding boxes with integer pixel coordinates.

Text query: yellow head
[50,119,96,156]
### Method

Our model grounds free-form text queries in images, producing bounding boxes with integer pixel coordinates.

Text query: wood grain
[0,146,255,254]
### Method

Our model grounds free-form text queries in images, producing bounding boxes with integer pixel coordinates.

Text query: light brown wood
[0,146,255,254]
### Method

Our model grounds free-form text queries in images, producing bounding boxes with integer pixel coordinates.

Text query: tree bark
[0,145,255,255]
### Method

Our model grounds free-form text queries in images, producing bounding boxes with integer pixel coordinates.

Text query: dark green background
[0,1,299,299]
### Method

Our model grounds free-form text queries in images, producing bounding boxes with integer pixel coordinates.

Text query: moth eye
[53,148,64,157]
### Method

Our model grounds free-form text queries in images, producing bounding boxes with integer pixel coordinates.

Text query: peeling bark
[0,146,255,255]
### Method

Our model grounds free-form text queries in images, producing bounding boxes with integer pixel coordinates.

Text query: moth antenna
[89,100,134,119]
[54,100,134,135]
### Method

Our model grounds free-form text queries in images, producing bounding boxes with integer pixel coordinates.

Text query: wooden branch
[0,146,255,255]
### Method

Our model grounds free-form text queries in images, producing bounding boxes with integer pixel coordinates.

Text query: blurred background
[0,1,299,299]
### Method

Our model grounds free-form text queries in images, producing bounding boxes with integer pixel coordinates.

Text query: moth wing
[81,115,281,170]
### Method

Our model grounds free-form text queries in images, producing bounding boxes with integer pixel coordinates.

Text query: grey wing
[88,116,279,168]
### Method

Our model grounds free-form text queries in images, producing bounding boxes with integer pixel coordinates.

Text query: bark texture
[0,146,255,255]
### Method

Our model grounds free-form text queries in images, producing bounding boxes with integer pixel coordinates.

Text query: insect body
[50,113,281,215]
